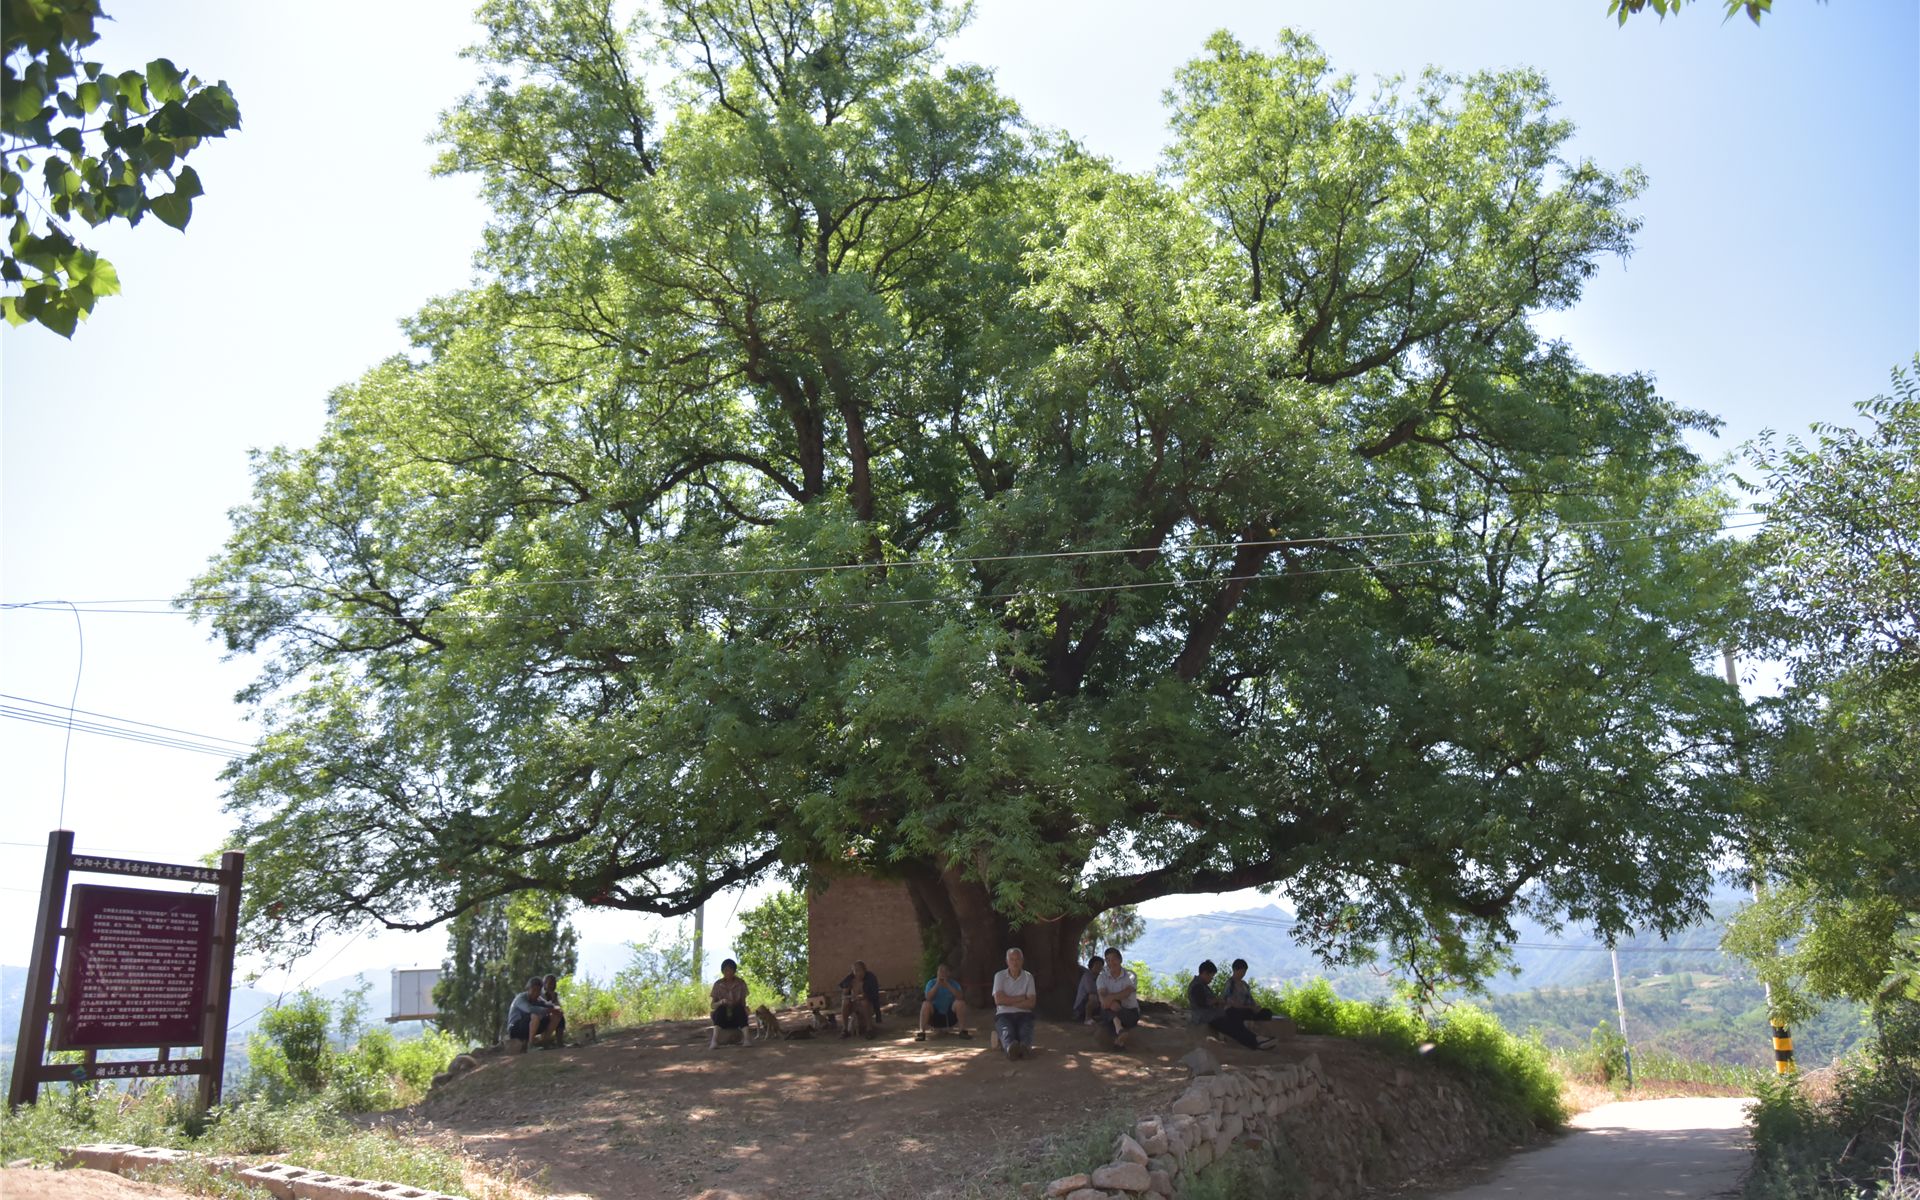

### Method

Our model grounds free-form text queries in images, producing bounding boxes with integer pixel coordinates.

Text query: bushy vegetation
[557,932,785,1031]
[1253,978,1567,1127]
[244,984,461,1112]
[0,982,494,1198]
[1746,1055,1920,1199]
[0,1086,503,1197]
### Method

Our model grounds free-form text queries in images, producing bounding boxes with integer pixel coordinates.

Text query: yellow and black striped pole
[1771,1022,1796,1075]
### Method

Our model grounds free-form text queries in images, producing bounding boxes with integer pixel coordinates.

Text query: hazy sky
[2,0,1915,995]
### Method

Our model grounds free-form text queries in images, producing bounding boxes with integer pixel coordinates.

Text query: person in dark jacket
[1187,960,1273,1051]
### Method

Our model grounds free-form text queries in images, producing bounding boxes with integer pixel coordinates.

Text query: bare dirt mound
[408,1014,1524,1200]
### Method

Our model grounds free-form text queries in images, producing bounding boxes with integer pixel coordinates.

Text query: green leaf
[146,58,187,105]
[37,296,80,337]
[77,80,100,111]
[117,70,149,115]
[173,165,203,200]
[148,188,191,230]
[6,82,44,122]
[86,256,119,297]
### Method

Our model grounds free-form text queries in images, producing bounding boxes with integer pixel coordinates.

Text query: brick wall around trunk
[807,874,923,998]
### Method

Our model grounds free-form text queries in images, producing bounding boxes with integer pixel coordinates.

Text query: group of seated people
[1075,953,1280,1052]
[506,973,571,1047]
[700,947,1279,1059]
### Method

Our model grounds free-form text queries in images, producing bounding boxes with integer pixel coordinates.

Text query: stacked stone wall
[1041,1050,1521,1200]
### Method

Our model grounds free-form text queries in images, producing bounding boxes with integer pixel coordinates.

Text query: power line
[0,705,247,757]
[1,519,1764,623]
[0,693,255,749]
[0,511,1764,611]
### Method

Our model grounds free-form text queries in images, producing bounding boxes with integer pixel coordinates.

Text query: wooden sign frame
[7,830,244,1111]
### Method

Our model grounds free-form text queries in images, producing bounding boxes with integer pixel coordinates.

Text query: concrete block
[59,1144,141,1172]
[289,1172,374,1200]
[239,1164,315,1200]
[119,1148,192,1174]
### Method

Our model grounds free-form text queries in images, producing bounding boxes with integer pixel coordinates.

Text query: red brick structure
[806,874,923,998]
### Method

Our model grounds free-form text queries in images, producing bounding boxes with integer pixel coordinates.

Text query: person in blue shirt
[915,962,973,1041]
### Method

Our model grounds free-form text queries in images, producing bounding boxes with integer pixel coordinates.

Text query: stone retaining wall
[1041,1049,1520,1200]
[59,1143,466,1200]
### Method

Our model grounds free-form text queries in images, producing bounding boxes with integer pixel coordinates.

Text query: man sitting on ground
[992,947,1037,1060]
[1072,955,1104,1025]
[916,962,972,1041]
[1095,946,1142,1050]
[540,973,569,1044]
[838,959,881,1039]
[1222,958,1274,1022]
[1187,960,1274,1051]
[710,957,750,1049]
[507,976,558,1050]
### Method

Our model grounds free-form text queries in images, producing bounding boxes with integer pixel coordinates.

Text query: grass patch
[0,1085,524,1198]
[1259,978,1568,1128]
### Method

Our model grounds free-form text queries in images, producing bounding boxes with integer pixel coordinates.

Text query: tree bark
[901,863,1088,1017]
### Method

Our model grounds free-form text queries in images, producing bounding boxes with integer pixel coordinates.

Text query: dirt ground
[0,1168,200,1200]
[407,1010,1389,1200]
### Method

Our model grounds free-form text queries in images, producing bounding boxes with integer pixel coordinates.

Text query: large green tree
[195,0,1748,1010]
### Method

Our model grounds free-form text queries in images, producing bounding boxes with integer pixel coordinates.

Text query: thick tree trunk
[902,863,1088,1018]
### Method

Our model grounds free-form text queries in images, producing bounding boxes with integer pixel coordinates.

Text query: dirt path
[1425,1096,1753,1199]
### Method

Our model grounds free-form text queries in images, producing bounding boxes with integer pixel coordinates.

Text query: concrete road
[1431,1096,1753,1199]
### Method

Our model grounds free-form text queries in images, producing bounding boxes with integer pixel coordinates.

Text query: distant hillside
[1125,885,1753,998]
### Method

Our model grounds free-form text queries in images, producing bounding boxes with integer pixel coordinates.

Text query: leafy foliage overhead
[1,0,240,336]
[195,0,1750,991]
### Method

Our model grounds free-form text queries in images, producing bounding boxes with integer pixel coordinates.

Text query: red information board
[53,885,217,1051]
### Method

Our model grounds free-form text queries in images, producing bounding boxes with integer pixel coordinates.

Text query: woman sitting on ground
[710,958,750,1049]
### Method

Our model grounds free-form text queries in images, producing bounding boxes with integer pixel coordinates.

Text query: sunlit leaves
[0,0,240,336]
[194,3,1748,980]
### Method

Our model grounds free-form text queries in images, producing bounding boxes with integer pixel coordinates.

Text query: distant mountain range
[1124,885,1749,998]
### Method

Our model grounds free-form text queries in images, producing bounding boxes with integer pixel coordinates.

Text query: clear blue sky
[2,0,1915,988]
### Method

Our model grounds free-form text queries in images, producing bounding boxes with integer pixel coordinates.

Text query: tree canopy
[194,0,1750,1004]
[1,0,240,336]
[1728,358,1920,1051]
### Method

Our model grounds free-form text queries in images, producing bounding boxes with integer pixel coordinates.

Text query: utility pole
[1724,645,1796,1076]
[1610,946,1635,1090]
[692,901,705,984]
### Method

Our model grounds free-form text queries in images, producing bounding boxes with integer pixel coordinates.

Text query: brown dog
[754,1004,814,1041]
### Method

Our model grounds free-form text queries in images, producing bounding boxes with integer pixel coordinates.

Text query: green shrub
[1746,1053,1920,1198]
[1254,977,1566,1128]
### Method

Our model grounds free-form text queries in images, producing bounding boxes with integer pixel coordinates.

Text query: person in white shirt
[991,947,1037,1060]
[1094,946,1141,1050]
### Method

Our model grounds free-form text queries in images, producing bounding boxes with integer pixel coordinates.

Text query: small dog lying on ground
[753,1004,816,1041]
[574,1022,599,1045]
